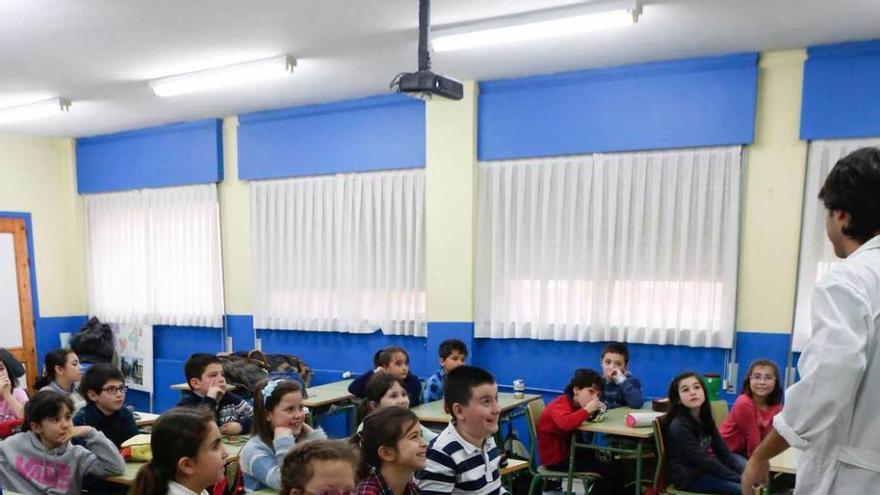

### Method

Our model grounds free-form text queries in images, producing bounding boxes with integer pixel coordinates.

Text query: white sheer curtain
[251,169,426,336]
[84,184,225,327]
[792,137,880,351]
[475,146,741,348]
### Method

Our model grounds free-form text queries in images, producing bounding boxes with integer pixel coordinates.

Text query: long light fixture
[431,0,641,52]
[149,55,296,97]
[0,97,71,124]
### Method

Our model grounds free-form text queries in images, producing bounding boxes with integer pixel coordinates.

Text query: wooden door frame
[0,215,38,392]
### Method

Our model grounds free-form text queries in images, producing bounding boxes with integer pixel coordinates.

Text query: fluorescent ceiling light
[149,55,296,97]
[0,97,71,124]
[432,0,641,52]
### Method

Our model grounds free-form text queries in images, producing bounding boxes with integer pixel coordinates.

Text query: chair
[524,398,602,495]
[651,417,713,495]
[710,400,729,425]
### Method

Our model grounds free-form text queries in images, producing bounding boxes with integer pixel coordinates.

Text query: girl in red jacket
[537,368,619,495]
[719,359,783,464]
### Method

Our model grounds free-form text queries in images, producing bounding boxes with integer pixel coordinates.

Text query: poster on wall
[111,323,153,393]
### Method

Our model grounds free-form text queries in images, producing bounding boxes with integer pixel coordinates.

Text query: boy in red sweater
[537,369,620,495]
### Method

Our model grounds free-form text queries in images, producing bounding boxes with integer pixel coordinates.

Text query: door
[0,218,38,392]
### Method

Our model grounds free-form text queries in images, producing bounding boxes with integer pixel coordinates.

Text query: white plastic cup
[513,379,525,398]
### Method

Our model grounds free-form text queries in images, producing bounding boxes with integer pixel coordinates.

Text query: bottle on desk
[513,379,525,398]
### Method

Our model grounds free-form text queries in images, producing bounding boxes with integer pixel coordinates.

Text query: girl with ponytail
[36,348,86,413]
[240,379,326,492]
[132,407,228,495]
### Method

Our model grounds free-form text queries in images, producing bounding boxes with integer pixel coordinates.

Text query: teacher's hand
[741,456,770,494]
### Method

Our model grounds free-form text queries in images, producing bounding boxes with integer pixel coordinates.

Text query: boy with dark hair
[178,353,253,435]
[416,365,505,495]
[600,342,644,409]
[74,363,139,495]
[74,363,138,448]
[422,338,468,404]
[348,346,423,406]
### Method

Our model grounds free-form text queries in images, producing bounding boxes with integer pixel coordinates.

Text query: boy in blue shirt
[422,339,468,404]
[600,342,644,409]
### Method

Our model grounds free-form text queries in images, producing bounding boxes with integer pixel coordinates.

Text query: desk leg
[566,437,576,495]
[634,441,643,495]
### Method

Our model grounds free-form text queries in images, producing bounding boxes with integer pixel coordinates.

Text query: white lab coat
[774,234,880,494]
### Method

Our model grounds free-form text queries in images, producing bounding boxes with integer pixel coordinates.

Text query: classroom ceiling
[1,0,879,138]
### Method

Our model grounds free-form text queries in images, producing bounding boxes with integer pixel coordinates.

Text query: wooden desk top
[304,379,355,408]
[770,447,801,475]
[134,411,159,427]
[500,458,529,476]
[105,435,248,486]
[576,407,655,439]
[411,393,541,424]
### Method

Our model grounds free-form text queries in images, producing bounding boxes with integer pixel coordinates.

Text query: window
[251,170,426,336]
[791,137,880,351]
[84,184,225,327]
[475,146,741,348]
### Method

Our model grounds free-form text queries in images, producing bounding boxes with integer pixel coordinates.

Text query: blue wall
[479,53,758,160]
[176,316,793,409]
[76,119,223,193]
[258,328,430,379]
[238,94,426,180]
[801,39,880,140]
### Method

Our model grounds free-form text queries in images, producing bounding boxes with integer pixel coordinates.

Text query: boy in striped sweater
[416,365,505,495]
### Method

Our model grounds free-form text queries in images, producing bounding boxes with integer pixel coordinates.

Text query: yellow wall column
[737,50,808,334]
[425,82,478,324]
[218,117,252,315]
[0,133,85,316]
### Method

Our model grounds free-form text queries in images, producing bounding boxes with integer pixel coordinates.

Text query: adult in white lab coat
[742,147,880,494]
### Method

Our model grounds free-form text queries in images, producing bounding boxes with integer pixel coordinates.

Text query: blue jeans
[731,453,748,472]
[685,474,742,495]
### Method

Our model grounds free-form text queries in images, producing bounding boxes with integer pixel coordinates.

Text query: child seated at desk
[355,407,427,495]
[416,365,503,495]
[36,348,86,414]
[357,372,437,443]
[74,363,138,448]
[599,342,644,409]
[0,352,28,429]
[178,353,254,435]
[719,359,783,463]
[132,407,229,495]
[240,378,327,492]
[663,372,743,495]
[0,390,125,495]
[422,338,468,404]
[349,346,423,406]
[537,368,620,495]
[75,363,139,495]
[280,440,359,495]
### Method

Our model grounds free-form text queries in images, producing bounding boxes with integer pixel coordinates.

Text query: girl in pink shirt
[0,355,27,425]
[719,359,783,461]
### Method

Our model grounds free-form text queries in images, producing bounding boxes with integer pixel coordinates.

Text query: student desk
[770,447,801,475]
[104,435,249,487]
[574,407,655,495]
[411,393,541,423]
[134,411,159,427]
[304,379,354,408]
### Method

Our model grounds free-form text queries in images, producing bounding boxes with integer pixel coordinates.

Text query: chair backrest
[652,416,668,491]
[710,399,729,425]
[524,398,546,472]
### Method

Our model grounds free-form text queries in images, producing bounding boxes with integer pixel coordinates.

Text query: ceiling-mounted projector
[393,0,463,100]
